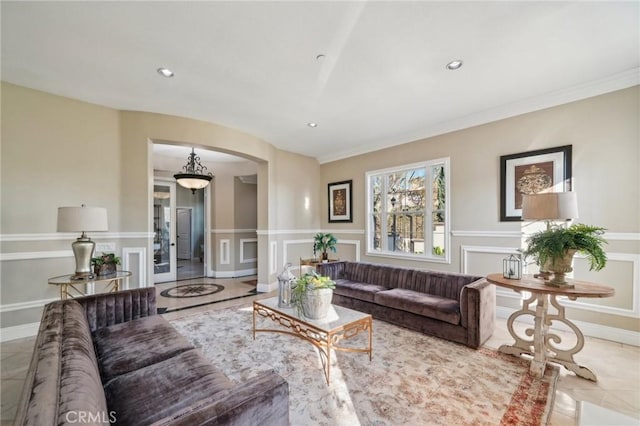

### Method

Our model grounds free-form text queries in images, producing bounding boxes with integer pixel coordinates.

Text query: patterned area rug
[170,306,558,426]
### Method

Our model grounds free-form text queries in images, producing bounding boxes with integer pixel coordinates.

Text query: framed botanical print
[500,145,572,221]
[328,180,352,223]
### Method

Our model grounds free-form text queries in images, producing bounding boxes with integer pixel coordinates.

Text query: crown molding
[318,69,640,164]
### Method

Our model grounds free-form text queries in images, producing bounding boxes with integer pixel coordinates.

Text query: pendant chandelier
[174,148,214,194]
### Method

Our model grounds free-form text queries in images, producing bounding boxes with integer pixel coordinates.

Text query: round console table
[486,273,614,381]
[48,271,132,300]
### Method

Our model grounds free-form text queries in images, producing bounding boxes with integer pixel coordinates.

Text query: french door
[153,181,177,283]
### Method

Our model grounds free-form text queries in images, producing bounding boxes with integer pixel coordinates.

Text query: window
[366,158,450,262]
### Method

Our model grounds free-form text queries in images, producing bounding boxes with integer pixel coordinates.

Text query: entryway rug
[170,305,558,426]
[156,279,257,314]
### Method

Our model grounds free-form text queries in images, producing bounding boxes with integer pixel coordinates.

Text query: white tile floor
[2,284,639,425]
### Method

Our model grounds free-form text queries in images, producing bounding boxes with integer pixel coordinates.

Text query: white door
[153,181,177,283]
[176,208,192,260]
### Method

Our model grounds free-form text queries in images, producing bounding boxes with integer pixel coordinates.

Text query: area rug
[159,283,225,298]
[170,305,558,425]
[156,281,257,314]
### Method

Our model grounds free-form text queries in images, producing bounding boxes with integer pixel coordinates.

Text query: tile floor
[2,281,639,425]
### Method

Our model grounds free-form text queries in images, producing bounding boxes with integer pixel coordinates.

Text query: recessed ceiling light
[157,67,174,78]
[446,60,463,70]
[307,122,318,128]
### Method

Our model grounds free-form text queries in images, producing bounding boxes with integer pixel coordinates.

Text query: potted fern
[291,272,336,319]
[521,223,607,287]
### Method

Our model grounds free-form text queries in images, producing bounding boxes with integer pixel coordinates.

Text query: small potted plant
[313,233,337,262]
[91,253,121,276]
[291,271,336,319]
[521,223,607,287]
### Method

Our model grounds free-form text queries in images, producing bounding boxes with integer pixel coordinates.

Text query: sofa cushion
[333,279,389,303]
[385,266,416,289]
[93,315,194,383]
[104,349,233,425]
[404,270,480,299]
[374,288,461,325]
[59,301,111,425]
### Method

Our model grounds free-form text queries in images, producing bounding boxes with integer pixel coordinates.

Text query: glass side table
[48,270,132,300]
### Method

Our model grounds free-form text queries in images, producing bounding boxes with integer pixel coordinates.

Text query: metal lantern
[503,254,522,280]
[277,262,296,308]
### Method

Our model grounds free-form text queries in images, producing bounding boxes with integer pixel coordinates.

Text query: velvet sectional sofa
[316,261,495,348]
[14,287,289,426]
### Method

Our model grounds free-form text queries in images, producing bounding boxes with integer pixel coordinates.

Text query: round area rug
[160,283,225,298]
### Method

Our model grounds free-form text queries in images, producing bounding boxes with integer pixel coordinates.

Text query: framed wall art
[328,180,352,223]
[500,145,572,221]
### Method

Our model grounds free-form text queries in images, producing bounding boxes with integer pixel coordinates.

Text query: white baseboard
[496,306,640,347]
[1,322,40,342]
[257,281,277,293]
[208,268,257,278]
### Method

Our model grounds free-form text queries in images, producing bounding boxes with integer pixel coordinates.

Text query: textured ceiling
[2,1,638,163]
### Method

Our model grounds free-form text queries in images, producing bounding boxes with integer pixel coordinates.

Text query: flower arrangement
[291,272,336,317]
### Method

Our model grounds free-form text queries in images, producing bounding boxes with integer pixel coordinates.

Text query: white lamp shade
[521,192,579,221]
[175,176,211,190]
[57,206,108,232]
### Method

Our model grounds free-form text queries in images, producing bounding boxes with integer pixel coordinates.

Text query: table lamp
[57,205,108,280]
[522,192,579,227]
[522,191,578,279]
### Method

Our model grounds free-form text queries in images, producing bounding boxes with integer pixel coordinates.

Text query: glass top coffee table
[252,297,372,385]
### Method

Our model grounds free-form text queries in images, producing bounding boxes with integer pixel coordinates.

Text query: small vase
[96,263,117,276]
[301,288,333,319]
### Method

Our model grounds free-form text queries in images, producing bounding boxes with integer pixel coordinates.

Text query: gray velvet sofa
[317,261,495,348]
[14,287,289,426]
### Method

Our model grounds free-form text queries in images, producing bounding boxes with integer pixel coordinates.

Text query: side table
[486,273,614,381]
[48,271,132,300]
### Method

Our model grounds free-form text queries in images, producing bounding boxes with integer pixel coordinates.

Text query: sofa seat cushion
[93,315,194,383]
[374,288,461,325]
[104,349,233,426]
[333,279,389,303]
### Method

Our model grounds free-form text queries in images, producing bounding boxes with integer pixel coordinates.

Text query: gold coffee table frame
[253,297,372,385]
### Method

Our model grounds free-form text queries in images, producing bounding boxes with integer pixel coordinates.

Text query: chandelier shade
[174,148,214,193]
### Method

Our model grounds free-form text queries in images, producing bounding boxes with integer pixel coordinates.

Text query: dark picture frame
[328,180,353,223]
[500,145,572,221]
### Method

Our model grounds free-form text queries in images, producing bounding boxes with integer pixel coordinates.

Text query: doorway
[175,185,206,281]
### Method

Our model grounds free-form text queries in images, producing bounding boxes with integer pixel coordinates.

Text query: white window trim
[365,158,451,264]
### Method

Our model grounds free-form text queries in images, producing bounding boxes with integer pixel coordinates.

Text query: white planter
[302,288,333,319]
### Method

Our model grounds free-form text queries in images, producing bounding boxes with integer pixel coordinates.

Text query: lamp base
[71,236,96,281]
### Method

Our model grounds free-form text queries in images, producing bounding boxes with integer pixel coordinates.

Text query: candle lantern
[277,262,296,308]
[503,254,522,280]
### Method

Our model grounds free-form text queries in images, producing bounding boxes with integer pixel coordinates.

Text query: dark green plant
[313,233,337,258]
[522,224,607,271]
[91,253,121,266]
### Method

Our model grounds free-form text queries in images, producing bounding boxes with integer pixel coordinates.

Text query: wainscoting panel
[240,238,258,264]
[219,239,230,265]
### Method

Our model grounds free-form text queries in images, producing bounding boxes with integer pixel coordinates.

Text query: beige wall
[0,82,322,336]
[2,80,638,342]
[320,86,640,335]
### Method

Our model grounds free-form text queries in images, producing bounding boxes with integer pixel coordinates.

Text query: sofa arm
[153,370,289,426]
[460,279,496,348]
[316,261,346,280]
[75,287,157,332]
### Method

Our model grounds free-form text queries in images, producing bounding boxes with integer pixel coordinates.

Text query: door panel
[176,208,192,260]
[153,182,176,283]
